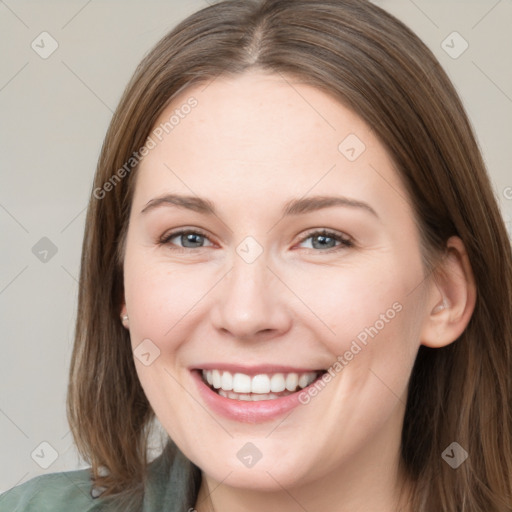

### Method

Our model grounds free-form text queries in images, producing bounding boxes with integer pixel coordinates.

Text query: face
[122,70,431,491]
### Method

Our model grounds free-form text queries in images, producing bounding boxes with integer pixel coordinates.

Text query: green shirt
[0,444,201,512]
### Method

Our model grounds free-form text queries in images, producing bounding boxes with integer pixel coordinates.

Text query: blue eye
[160,229,213,250]
[296,230,353,252]
[158,228,353,253]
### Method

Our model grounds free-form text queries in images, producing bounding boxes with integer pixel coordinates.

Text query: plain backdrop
[0,0,511,493]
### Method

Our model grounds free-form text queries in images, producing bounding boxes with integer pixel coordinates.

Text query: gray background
[1,0,511,493]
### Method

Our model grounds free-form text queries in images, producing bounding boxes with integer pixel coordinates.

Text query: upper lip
[192,363,326,375]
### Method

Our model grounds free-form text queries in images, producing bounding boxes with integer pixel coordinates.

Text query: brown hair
[67,0,512,510]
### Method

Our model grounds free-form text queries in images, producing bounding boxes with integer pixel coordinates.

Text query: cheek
[124,253,207,345]
[311,262,425,428]
[279,253,422,356]
[123,255,216,444]
[283,254,425,421]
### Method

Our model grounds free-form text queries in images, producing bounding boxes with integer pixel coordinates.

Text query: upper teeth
[202,369,319,394]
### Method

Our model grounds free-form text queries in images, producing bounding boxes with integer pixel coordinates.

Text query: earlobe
[421,236,476,349]
[120,304,130,329]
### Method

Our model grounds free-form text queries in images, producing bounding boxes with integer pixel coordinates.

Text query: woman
[1,0,511,511]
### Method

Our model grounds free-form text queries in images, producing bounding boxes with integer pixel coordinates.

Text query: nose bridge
[210,238,291,338]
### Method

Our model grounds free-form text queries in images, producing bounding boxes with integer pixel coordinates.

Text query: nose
[210,250,292,341]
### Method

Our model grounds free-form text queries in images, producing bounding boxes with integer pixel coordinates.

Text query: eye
[296,229,353,252]
[159,229,214,251]
[158,228,353,253]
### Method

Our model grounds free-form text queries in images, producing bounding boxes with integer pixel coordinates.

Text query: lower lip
[191,370,319,423]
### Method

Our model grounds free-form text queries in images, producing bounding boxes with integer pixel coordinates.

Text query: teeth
[299,373,313,388]
[218,389,290,401]
[270,373,286,393]
[202,369,319,394]
[233,373,251,393]
[251,374,271,394]
[285,373,299,392]
[212,369,221,389]
[221,371,233,391]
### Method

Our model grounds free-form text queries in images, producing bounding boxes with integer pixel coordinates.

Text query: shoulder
[0,468,103,512]
[0,443,201,512]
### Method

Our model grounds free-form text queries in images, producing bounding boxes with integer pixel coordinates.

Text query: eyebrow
[140,194,378,218]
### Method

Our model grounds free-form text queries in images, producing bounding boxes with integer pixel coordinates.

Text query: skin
[120,70,476,511]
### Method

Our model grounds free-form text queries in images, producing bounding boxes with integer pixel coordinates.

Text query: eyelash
[158,228,353,254]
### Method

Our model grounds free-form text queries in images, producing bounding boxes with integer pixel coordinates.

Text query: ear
[120,302,129,329]
[420,236,477,348]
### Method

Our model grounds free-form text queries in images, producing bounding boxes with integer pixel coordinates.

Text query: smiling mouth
[200,369,327,401]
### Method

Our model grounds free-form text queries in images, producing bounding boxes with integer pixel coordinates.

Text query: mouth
[191,366,329,423]
[200,368,325,401]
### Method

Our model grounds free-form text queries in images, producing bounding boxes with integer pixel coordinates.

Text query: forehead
[133,70,409,218]
[152,70,371,164]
